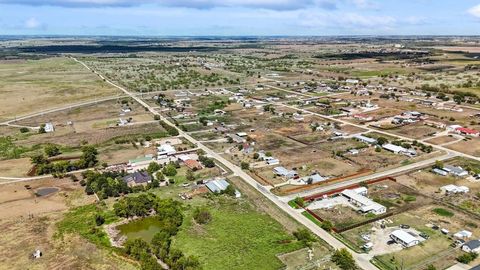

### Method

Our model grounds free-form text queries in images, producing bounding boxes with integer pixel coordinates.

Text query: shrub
[432,208,454,217]
[193,208,212,224]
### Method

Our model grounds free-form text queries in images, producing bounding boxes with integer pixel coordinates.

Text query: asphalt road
[72,57,379,270]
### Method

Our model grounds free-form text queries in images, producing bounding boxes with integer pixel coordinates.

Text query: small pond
[117,216,163,243]
[35,187,60,197]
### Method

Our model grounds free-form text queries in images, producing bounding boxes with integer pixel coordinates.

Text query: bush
[320,220,334,231]
[19,127,29,133]
[95,214,105,226]
[457,252,478,263]
[433,208,454,217]
[193,208,212,224]
[293,228,316,243]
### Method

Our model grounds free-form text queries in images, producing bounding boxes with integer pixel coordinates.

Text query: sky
[0,0,480,36]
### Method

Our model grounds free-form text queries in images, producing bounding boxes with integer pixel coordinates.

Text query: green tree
[241,162,250,170]
[147,162,161,175]
[377,137,388,146]
[44,144,61,157]
[186,170,195,181]
[223,184,236,197]
[293,228,316,243]
[162,163,177,177]
[332,248,357,270]
[156,171,165,181]
[80,145,98,168]
[321,220,334,232]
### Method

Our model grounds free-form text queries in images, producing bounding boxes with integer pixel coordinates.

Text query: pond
[117,216,163,243]
[35,187,60,197]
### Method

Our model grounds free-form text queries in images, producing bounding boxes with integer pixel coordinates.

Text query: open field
[445,139,480,157]
[0,57,120,122]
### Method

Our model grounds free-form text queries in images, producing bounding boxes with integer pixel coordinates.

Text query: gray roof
[464,240,480,250]
[444,165,467,175]
[123,171,152,184]
[206,179,230,193]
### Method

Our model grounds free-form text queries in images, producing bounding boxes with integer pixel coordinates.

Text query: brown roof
[184,159,202,170]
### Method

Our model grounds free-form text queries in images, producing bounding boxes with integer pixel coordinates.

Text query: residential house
[382,143,416,157]
[441,184,469,194]
[184,159,203,170]
[273,167,298,179]
[390,230,420,248]
[299,173,328,184]
[463,240,480,253]
[341,189,386,215]
[455,127,480,137]
[158,144,176,157]
[122,171,152,187]
[443,165,469,177]
[354,135,377,145]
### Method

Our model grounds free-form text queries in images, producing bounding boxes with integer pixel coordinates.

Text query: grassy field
[0,57,120,121]
[173,197,306,270]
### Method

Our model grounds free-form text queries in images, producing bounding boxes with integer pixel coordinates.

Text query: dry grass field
[0,57,120,122]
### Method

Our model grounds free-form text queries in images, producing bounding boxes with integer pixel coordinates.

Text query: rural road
[72,57,379,270]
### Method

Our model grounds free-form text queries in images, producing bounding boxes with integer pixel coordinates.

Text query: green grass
[432,208,454,217]
[56,203,119,247]
[173,198,305,270]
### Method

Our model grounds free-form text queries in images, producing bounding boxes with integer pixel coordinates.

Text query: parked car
[432,225,439,230]
[400,224,410,229]
[419,233,429,239]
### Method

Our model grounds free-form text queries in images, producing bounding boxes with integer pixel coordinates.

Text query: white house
[382,143,417,157]
[157,144,176,156]
[443,165,469,178]
[341,189,386,215]
[354,134,377,145]
[390,230,420,248]
[462,240,480,253]
[440,184,469,194]
[273,167,298,179]
[454,230,472,239]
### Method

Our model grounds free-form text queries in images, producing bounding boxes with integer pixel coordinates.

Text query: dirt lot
[0,213,136,270]
[0,157,31,177]
[15,99,153,131]
[16,122,167,147]
[0,177,93,219]
[445,139,480,157]
[0,57,120,122]
[388,122,439,140]
[425,135,459,145]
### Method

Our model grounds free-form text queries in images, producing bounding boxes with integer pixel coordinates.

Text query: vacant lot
[0,57,119,122]
[445,139,480,157]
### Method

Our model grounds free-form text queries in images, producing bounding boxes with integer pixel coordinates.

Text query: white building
[157,144,176,156]
[390,230,420,248]
[44,122,55,133]
[341,189,386,215]
[462,240,480,253]
[440,184,469,194]
[382,143,417,157]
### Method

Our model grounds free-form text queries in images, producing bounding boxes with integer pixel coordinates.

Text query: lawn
[173,198,306,270]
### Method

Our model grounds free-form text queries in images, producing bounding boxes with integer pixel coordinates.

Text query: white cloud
[24,17,40,28]
[468,4,480,18]
[299,12,395,29]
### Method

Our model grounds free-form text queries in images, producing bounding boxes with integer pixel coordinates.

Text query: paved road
[73,57,379,270]
[280,151,457,201]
